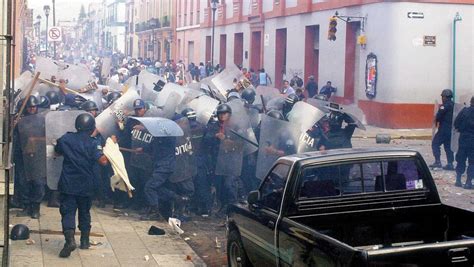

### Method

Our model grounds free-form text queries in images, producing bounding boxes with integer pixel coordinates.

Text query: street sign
[423,36,436,46]
[407,12,424,19]
[47,27,62,42]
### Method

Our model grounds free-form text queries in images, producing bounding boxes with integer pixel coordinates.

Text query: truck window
[260,164,290,212]
[382,159,424,191]
[299,162,384,199]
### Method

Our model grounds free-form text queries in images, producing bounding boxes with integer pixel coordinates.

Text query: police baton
[260,95,267,114]
[230,129,259,148]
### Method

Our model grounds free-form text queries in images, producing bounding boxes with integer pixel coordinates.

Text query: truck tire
[227,230,252,267]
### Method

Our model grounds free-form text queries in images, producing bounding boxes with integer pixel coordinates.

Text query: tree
[79,4,86,20]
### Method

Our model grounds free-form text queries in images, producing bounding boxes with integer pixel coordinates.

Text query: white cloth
[103,137,135,193]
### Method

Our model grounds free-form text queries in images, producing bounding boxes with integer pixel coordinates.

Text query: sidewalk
[8,204,205,267]
[353,126,432,140]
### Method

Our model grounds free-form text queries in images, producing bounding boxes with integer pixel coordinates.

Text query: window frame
[295,158,427,201]
[258,163,291,213]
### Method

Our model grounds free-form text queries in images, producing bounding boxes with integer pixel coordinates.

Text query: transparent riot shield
[59,63,94,90]
[137,70,162,102]
[45,110,86,190]
[266,96,286,112]
[101,57,112,79]
[96,89,140,138]
[35,56,60,81]
[185,95,219,125]
[79,90,104,111]
[451,94,471,152]
[155,83,189,107]
[14,71,33,97]
[169,118,197,183]
[287,101,326,132]
[17,113,47,181]
[215,100,259,177]
[130,127,154,171]
[254,86,281,106]
[211,65,252,100]
[247,106,261,130]
[129,117,184,137]
[256,115,301,180]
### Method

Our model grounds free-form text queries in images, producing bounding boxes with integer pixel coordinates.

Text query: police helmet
[80,100,99,112]
[441,89,453,98]
[75,113,96,132]
[181,108,197,120]
[25,95,40,108]
[241,88,256,104]
[227,91,241,101]
[216,103,232,115]
[266,110,285,121]
[107,92,122,104]
[133,99,145,109]
[285,94,299,106]
[45,91,61,105]
[10,224,30,240]
[38,96,51,108]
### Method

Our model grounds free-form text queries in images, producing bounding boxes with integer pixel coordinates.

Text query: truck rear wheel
[227,230,251,267]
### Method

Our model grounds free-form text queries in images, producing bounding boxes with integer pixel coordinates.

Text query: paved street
[4,131,473,267]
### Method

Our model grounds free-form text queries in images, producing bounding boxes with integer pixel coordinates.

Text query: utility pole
[211,0,218,68]
[53,0,56,59]
[452,12,462,102]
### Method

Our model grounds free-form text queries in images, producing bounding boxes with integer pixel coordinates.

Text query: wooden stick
[37,77,78,95]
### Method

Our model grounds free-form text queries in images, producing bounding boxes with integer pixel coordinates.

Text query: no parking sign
[47,27,62,42]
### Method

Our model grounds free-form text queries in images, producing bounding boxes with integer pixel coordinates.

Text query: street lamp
[35,15,42,54]
[43,5,50,57]
[210,0,218,68]
[52,0,57,59]
[452,12,462,102]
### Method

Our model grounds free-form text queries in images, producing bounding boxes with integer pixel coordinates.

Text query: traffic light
[328,16,337,41]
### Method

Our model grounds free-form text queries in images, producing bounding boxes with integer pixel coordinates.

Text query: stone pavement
[353,126,432,140]
[8,204,206,267]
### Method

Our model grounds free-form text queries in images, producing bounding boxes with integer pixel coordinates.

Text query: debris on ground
[26,239,35,245]
[144,255,150,262]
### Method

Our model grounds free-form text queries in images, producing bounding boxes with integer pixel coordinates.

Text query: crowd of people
[11,53,473,259]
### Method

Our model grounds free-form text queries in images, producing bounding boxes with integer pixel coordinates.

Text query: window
[298,158,423,199]
[381,159,424,191]
[260,164,290,212]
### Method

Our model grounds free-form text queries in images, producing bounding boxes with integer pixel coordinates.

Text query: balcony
[162,16,170,27]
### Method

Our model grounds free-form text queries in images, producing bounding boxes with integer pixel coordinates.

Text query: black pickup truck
[226,148,474,266]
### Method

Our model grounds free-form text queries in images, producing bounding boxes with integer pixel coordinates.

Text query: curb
[353,135,432,140]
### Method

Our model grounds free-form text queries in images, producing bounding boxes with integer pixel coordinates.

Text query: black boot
[140,206,161,221]
[16,205,31,217]
[30,203,40,219]
[455,175,463,187]
[443,163,455,171]
[429,161,442,168]
[80,231,90,249]
[464,178,473,190]
[59,230,77,258]
[48,191,60,208]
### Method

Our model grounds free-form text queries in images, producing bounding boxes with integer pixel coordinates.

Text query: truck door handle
[267,220,275,229]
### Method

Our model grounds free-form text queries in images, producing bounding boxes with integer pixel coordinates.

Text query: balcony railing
[135,18,162,32]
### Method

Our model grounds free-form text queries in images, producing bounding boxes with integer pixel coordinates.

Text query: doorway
[275,28,287,89]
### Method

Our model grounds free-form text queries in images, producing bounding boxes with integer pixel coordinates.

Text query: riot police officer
[182,108,211,215]
[15,96,45,219]
[54,113,110,258]
[320,111,356,150]
[119,99,148,209]
[283,94,299,119]
[454,96,474,188]
[430,89,455,170]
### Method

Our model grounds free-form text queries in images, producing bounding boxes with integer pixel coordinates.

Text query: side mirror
[247,190,260,209]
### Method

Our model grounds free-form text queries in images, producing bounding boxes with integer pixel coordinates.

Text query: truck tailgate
[367,239,474,266]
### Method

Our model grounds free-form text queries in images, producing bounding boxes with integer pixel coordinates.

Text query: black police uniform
[454,104,474,187]
[432,99,454,166]
[143,136,177,214]
[189,120,213,214]
[319,114,356,150]
[55,131,104,233]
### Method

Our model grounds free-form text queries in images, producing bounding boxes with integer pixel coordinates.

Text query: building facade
[176,0,202,65]
[104,0,127,54]
[199,0,473,128]
[135,0,176,61]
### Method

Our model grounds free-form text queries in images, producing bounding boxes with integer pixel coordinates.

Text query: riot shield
[266,96,286,112]
[255,86,281,106]
[155,83,188,107]
[129,117,184,137]
[247,106,261,130]
[185,95,219,125]
[451,94,471,152]
[256,115,301,179]
[169,118,197,183]
[101,57,112,79]
[137,70,162,102]
[215,100,258,176]
[211,65,253,100]
[306,98,330,113]
[96,89,140,138]
[79,90,104,111]
[130,127,154,171]
[45,110,86,190]
[17,113,46,181]
[14,71,33,98]
[35,56,59,81]
[287,101,325,132]
[59,63,94,90]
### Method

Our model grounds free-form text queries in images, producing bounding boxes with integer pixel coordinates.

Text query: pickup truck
[226,148,474,266]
